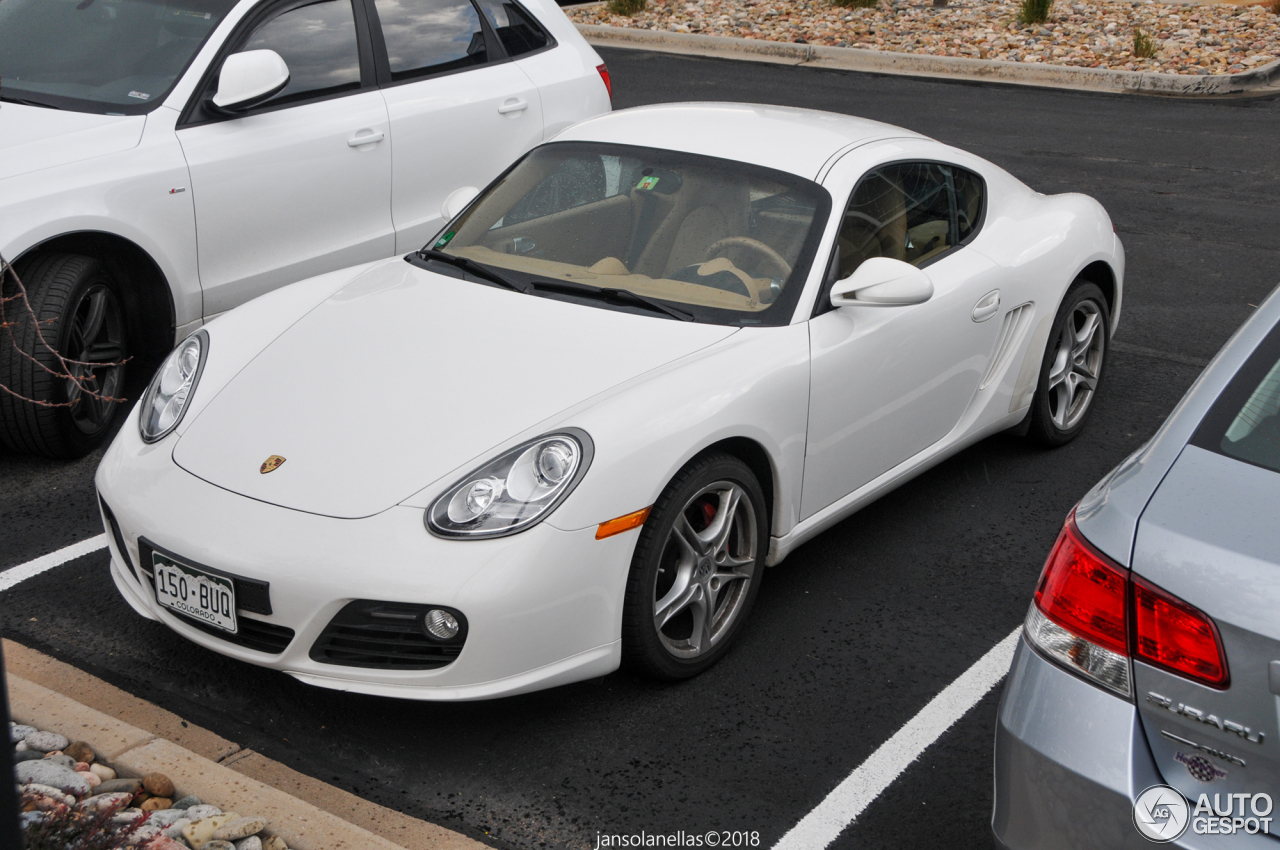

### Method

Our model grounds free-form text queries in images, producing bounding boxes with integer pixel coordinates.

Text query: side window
[240,0,362,106]
[373,0,488,80]
[499,154,642,227]
[832,161,982,282]
[472,0,549,57]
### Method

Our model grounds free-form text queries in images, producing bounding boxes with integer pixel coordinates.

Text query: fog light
[424,608,459,640]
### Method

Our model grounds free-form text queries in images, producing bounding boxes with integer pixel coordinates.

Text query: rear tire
[0,253,129,459]
[1026,280,1109,447]
[622,453,767,680]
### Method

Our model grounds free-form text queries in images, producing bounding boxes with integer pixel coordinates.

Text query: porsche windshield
[432,143,831,326]
[0,0,234,112]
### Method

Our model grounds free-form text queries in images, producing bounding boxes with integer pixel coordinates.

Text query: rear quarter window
[1190,319,1280,475]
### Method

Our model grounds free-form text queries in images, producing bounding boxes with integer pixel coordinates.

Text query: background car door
[368,0,545,253]
[178,0,394,315]
[801,159,1005,519]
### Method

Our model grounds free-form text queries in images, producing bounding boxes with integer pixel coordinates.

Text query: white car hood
[0,103,145,181]
[174,260,738,519]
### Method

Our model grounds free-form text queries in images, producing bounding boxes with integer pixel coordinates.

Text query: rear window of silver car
[1191,322,1280,474]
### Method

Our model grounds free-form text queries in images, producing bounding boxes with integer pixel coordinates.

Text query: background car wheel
[622,453,768,680]
[0,253,129,459]
[1027,280,1110,447]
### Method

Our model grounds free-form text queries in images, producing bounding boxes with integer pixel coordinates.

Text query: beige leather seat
[631,176,751,279]
[836,171,907,278]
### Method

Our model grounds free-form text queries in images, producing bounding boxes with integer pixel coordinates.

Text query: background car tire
[622,452,768,680]
[0,253,129,459]
[1027,280,1110,447]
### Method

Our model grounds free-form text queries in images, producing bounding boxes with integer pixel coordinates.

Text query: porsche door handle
[972,290,1001,322]
[497,98,528,115]
[347,131,385,147]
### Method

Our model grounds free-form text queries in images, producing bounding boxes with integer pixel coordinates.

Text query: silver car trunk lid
[1132,444,1280,808]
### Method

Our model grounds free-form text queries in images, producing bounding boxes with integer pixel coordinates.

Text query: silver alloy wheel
[652,480,758,659]
[1047,299,1105,431]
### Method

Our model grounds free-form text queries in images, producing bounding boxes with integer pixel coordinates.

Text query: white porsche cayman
[96,103,1124,700]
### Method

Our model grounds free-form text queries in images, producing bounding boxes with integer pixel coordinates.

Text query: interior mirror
[829,257,934,309]
[212,49,290,111]
[441,186,480,222]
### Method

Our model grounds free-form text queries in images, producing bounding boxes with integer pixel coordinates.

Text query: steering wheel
[704,237,792,281]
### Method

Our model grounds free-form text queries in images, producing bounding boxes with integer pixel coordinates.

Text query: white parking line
[773,627,1022,850]
[0,534,108,593]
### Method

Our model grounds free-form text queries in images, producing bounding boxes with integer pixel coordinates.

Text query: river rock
[16,759,90,795]
[149,808,188,826]
[78,770,101,789]
[11,724,35,742]
[14,749,43,763]
[95,777,142,795]
[143,796,175,811]
[144,772,176,797]
[185,804,223,819]
[262,836,288,850]
[184,813,238,849]
[80,792,134,811]
[149,837,190,850]
[215,816,267,841]
[15,740,28,751]
[24,782,73,802]
[234,837,263,850]
[23,731,68,753]
[41,752,76,770]
[90,763,116,781]
[204,842,236,850]
[63,741,95,764]
[173,795,201,809]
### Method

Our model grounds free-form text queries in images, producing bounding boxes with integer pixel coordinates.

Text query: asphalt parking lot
[3,49,1279,850]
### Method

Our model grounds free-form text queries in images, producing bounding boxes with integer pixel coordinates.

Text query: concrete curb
[575,22,1280,96]
[5,640,486,850]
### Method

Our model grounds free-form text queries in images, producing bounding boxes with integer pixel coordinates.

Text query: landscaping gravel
[570,0,1280,75]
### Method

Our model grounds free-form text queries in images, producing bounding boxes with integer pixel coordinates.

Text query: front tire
[1026,280,1109,447]
[622,453,767,680]
[0,253,129,459]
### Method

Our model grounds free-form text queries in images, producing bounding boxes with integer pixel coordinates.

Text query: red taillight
[1026,512,1230,695]
[1134,576,1229,688]
[596,63,612,102]
[1034,517,1128,655]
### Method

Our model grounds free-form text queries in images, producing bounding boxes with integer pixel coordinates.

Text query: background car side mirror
[441,186,480,222]
[212,50,290,112]
[830,257,934,309]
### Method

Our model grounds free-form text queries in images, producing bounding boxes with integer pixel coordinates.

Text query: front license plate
[152,553,238,634]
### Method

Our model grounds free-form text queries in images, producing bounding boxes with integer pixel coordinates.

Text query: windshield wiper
[530,279,694,322]
[0,94,59,110]
[414,249,529,294]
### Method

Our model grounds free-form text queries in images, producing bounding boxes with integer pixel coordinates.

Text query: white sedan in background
[96,103,1124,700]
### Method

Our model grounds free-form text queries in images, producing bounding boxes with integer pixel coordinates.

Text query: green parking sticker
[433,230,456,249]
[636,176,660,191]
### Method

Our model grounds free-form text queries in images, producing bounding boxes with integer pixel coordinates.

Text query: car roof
[554,102,928,181]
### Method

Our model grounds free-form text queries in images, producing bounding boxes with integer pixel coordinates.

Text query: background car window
[374,0,487,80]
[471,0,548,57]
[0,0,234,112]
[1191,324,1280,475]
[240,0,361,105]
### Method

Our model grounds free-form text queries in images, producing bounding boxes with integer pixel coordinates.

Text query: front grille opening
[309,601,467,670]
[98,496,137,582]
[177,613,295,655]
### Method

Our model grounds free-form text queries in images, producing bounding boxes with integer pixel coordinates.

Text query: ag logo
[260,455,286,474]
[1134,785,1190,842]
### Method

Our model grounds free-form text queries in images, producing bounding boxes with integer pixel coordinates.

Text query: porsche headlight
[427,429,593,538]
[139,331,207,443]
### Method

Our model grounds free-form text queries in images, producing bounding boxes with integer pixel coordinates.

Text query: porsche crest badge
[260,455,286,474]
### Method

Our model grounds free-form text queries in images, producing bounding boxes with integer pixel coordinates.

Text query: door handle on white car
[497,98,528,115]
[347,130,385,147]
[972,290,1001,322]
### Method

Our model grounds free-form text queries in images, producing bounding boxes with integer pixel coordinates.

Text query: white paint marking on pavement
[773,627,1022,850]
[0,534,109,592]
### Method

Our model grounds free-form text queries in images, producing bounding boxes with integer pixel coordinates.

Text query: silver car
[993,284,1280,848]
